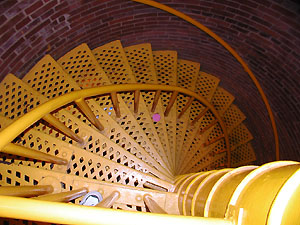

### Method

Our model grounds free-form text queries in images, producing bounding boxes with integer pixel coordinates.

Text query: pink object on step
[152,113,161,122]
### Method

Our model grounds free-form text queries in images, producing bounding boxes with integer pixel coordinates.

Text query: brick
[25,1,43,15]
[31,0,58,19]
[16,17,31,30]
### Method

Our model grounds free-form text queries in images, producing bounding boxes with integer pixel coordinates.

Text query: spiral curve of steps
[2,40,294,225]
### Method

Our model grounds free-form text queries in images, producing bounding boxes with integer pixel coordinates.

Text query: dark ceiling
[0,0,299,164]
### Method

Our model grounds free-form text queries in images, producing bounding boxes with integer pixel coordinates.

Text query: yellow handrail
[131,0,279,160]
[0,195,232,225]
[0,84,230,167]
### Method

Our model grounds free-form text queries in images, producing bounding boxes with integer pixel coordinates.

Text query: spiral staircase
[0,40,298,225]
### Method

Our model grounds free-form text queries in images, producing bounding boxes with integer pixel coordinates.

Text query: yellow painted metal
[226,161,300,225]
[230,143,256,167]
[143,194,167,214]
[33,187,88,202]
[196,72,220,102]
[228,123,253,150]
[124,43,173,172]
[211,87,235,115]
[42,113,84,143]
[180,125,223,173]
[131,0,279,161]
[191,169,232,216]
[153,50,178,172]
[62,42,172,175]
[175,59,200,171]
[97,191,120,208]
[178,71,220,171]
[222,104,246,133]
[2,143,68,165]
[204,166,257,218]
[177,173,200,214]
[0,83,230,169]
[0,196,232,225]
[0,185,53,197]
[75,98,104,130]
[0,163,175,208]
[267,167,300,225]
[182,171,214,216]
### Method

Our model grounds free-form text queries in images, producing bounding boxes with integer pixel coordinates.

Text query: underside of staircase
[0,40,298,225]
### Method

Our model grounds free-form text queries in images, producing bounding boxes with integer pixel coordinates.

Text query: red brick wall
[0,0,299,164]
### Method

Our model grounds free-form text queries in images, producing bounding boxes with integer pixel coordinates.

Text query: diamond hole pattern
[93,41,169,170]
[229,123,253,149]
[124,44,172,169]
[231,143,256,167]
[175,60,200,167]
[92,40,135,84]
[22,55,80,99]
[222,104,246,133]
[211,87,235,115]
[153,51,178,169]
[0,74,44,120]
[196,72,220,101]
[57,43,111,88]
[124,43,157,84]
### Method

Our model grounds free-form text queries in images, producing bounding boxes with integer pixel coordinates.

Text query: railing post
[134,90,140,113]
[164,91,178,117]
[96,191,120,208]
[143,194,167,214]
[42,114,84,143]
[2,143,68,165]
[0,185,54,197]
[151,90,161,113]
[111,92,121,118]
[75,98,104,131]
[178,97,194,119]
[33,187,88,202]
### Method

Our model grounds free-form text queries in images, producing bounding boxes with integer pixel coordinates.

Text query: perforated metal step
[153,50,178,173]
[0,75,172,184]
[175,59,200,171]
[124,43,172,172]
[91,41,172,174]
[21,53,172,177]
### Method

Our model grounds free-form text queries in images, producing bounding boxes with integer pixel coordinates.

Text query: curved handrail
[131,0,279,160]
[0,84,230,167]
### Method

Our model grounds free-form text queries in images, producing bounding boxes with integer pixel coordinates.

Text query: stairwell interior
[0,1,299,225]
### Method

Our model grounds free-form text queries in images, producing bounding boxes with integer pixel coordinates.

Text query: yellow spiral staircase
[0,40,298,225]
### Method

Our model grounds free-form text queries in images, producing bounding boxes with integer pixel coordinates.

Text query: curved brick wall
[0,0,299,164]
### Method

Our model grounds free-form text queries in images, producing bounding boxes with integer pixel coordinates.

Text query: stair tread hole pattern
[57,46,168,174]
[229,123,253,150]
[211,87,235,115]
[185,139,226,173]
[124,44,172,168]
[195,72,220,101]
[0,74,43,120]
[231,143,256,167]
[51,110,160,170]
[124,43,157,84]
[113,203,147,212]
[57,45,166,171]
[22,55,80,99]
[92,40,135,84]
[0,129,67,172]
[153,51,177,86]
[153,51,177,169]
[222,104,246,133]
[92,41,168,170]
[176,60,200,159]
[57,43,111,87]
[118,92,168,167]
